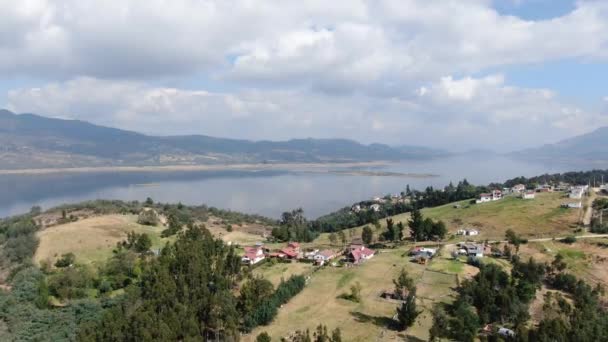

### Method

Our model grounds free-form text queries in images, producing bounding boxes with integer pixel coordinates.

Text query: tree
[429,305,449,341]
[338,230,347,247]
[396,290,420,330]
[361,226,373,245]
[133,233,152,253]
[144,197,154,206]
[329,233,337,246]
[393,268,415,299]
[256,332,272,342]
[408,209,424,241]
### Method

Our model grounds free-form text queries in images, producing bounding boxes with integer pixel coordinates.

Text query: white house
[456,229,479,236]
[476,190,502,204]
[522,191,535,200]
[498,328,515,338]
[351,204,361,213]
[242,246,265,265]
[370,204,381,212]
[512,184,526,193]
[476,193,493,204]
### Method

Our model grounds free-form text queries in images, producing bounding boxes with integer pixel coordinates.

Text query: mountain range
[0,109,448,169]
[1,109,606,170]
[510,126,608,164]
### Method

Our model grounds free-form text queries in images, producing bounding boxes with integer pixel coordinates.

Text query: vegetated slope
[324,192,581,243]
[0,109,449,169]
[511,126,608,162]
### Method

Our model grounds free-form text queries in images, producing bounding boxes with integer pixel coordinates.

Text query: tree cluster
[242,275,306,332]
[408,209,447,242]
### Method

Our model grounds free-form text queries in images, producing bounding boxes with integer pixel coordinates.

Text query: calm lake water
[0,155,600,219]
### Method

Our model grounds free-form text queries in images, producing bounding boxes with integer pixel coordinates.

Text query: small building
[562,202,582,209]
[456,229,479,236]
[314,249,337,265]
[476,190,502,204]
[511,184,526,193]
[347,245,375,264]
[242,246,265,265]
[461,243,484,257]
[370,204,381,212]
[351,204,361,213]
[409,246,437,257]
[522,191,535,200]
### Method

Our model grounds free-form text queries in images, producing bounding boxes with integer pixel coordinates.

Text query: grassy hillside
[312,192,584,244]
[422,192,583,240]
[34,214,169,266]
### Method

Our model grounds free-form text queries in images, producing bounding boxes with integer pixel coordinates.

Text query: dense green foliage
[361,225,373,245]
[431,257,546,341]
[242,275,306,332]
[0,268,105,341]
[503,169,608,188]
[381,218,404,242]
[78,227,243,341]
[408,209,447,241]
[0,212,39,268]
[271,208,318,242]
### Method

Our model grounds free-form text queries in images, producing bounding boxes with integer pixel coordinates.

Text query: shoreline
[0,161,396,176]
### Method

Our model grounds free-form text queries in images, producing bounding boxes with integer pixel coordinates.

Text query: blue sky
[1,0,607,152]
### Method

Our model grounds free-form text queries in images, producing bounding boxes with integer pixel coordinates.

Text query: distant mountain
[511,126,608,163]
[0,110,449,169]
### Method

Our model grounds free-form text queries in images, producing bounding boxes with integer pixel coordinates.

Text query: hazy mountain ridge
[0,110,449,169]
[511,126,608,162]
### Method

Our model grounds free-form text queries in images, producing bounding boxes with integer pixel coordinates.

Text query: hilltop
[0,109,448,170]
[511,126,608,163]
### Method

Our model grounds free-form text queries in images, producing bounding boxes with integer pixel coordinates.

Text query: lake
[0,155,599,219]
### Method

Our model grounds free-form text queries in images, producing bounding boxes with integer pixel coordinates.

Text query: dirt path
[583,190,597,226]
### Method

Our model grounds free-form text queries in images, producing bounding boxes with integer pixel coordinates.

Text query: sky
[1,0,607,152]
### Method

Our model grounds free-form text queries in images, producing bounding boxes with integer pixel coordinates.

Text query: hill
[511,126,608,163]
[0,109,448,169]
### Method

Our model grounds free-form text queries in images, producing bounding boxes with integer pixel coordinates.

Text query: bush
[55,253,76,268]
[560,236,577,244]
[136,209,159,226]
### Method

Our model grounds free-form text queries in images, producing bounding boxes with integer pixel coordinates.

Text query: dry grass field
[34,214,167,266]
[244,245,471,342]
[253,262,315,287]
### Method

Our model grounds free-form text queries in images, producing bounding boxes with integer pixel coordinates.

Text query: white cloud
[0,0,606,88]
[7,76,606,151]
[2,1,608,151]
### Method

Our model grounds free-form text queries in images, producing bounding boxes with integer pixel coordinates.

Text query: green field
[313,192,583,245]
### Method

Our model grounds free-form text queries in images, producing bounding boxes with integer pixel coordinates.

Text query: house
[287,242,301,252]
[370,204,381,212]
[461,243,484,257]
[476,190,502,204]
[511,184,526,193]
[456,229,479,236]
[409,246,436,257]
[562,202,582,209]
[347,244,375,264]
[314,250,337,265]
[304,249,320,259]
[351,204,361,213]
[536,184,553,192]
[242,246,265,265]
[522,191,535,200]
[476,193,493,204]
[569,187,585,199]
